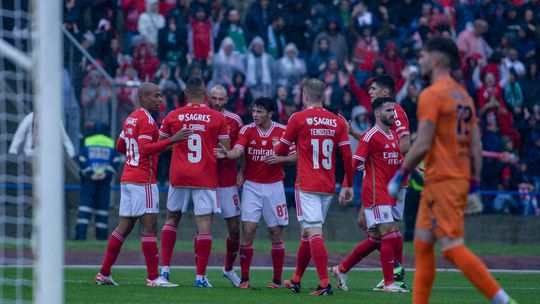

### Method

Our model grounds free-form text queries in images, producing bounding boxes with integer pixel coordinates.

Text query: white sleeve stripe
[280,138,292,146]
[288,151,297,155]
[119,131,125,139]
[138,135,153,140]
[218,135,230,139]
[353,155,365,161]
[398,132,410,138]
[338,141,350,146]
[159,131,171,137]
[233,144,244,151]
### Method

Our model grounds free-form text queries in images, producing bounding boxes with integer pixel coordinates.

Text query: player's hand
[236,171,245,188]
[170,128,193,143]
[338,187,354,206]
[264,154,282,165]
[388,167,409,198]
[214,143,228,159]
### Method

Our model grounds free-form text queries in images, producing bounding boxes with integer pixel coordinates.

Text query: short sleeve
[218,116,229,140]
[393,105,410,138]
[417,89,440,125]
[280,113,298,146]
[234,126,249,152]
[137,119,155,143]
[353,135,369,162]
[159,114,172,138]
[337,119,351,147]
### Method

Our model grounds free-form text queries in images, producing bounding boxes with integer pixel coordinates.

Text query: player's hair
[253,97,275,113]
[423,37,460,70]
[372,97,394,111]
[372,75,395,97]
[138,82,158,100]
[184,76,205,99]
[303,78,326,102]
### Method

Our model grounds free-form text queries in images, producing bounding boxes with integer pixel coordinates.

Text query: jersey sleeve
[159,113,172,138]
[417,89,440,124]
[275,114,298,155]
[116,131,127,154]
[354,135,369,163]
[218,116,229,140]
[394,106,410,138]
[337,119,351,147]
[234,126,248,152]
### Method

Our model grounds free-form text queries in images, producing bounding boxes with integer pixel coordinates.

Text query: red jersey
[235,122,295,184]
[119,108,159,184]
[159,103,229,188]
[277,106,352,194]
[217,110,243,187]
[355,125,401,207]
[391,104,410,139]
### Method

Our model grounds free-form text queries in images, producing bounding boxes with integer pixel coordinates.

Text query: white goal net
[0,1,63,303]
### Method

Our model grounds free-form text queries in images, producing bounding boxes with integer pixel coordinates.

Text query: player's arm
[401,120,435,172]
[470,123,482,186]
[399,134,411,155]
[237,154,246,188]
[274,115,298,155]
[139,128,192,156]
[116,131,127,154]
[265,151,298,165]
[215,143,243,160]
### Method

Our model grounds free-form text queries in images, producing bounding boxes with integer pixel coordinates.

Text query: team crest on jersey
[383,211,389,219]
[178,114,185,121]
[306,118,313,125]
[262,140,267,146]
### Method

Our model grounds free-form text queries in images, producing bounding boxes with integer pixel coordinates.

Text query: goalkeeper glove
[388,167,409,198]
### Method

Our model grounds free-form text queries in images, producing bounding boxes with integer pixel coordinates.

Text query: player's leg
[239,221,257,287]
[357,206,370,237]
[238,181,262,288]
[284,227,309,292]
[193,188,219,287]
[433,181,513,304]
[219,187,241,286]
[376,220,400,291]
[413,228,437,304]
[300,192,333,296]
[160,186,188,280]
[392,189,406,266]
[262,181,288,288]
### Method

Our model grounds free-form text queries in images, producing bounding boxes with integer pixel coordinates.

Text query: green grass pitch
[3,268,538,303]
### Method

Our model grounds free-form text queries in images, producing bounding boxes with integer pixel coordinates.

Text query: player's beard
[210,104,223,112]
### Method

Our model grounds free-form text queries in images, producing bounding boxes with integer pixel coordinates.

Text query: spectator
[115,63,140,125]
[397,0,421,31]
[208,37,245,88]
[119,0,145,52]
[504,46,526,77]
[400,82,420,135]
[351,1,376,28]
[349,105,370,152]
[137,0,165,47]
[321,58,348,115]
[525,132,540,191]
[380,41,405,87]
[63,69,81,155]
[266,13,286,59]
[188,5,213,72]
[337,0,351,26]
[520,61,540,108]
[133,42,160,81]
[215,9,247,54]
[93,18,115,60]
[81,70,112,126]
[276,43,306,91]
[504,68,524,116]
[515,25,536,60]
[159,0,177,15]
[228,71,253,123]
[156,63,172,88]
[481,112,504,193]
[64,0,83,34]
[274,86,293,124]
[244,0,274,44]
[305,3,328,52]
[456,19,492,62]
[166,0,191,28]
[245,36,274,99]
[313,17,348,66]
[350,25,379,85]
[103,38,124,77]
[158,14,188,70]
[308,36,335,78]
[282,0,310,57]
[75,123,119,240]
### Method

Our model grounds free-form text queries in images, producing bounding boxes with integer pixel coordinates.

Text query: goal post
[33,0,63,303]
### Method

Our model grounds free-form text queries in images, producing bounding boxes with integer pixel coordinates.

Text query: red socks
[195,234,212,275]
[142,235,159,280]
[339,235,381,273]
[239,243,254,280]
[225,236,240,272]
[380,231,398,285]
[292,237,311,283]
[100,230,124,276]
[160,224,177,267]
[309,234,329,288]
[271,242,285,282]
[394,231,403,265]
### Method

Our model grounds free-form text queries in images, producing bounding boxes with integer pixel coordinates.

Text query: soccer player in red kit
[207,85,244,287]
[215,97,297,289]
[158,77,230,288]
[346,75,410,289]
[274,78,355,296]
[95,83,192,287]
[332,97,408,293]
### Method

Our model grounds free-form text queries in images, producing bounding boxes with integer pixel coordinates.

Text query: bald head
[208,85,228,112]
[138,82,162,113]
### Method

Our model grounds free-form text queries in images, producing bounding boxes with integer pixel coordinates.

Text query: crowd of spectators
[62,0,540,215]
